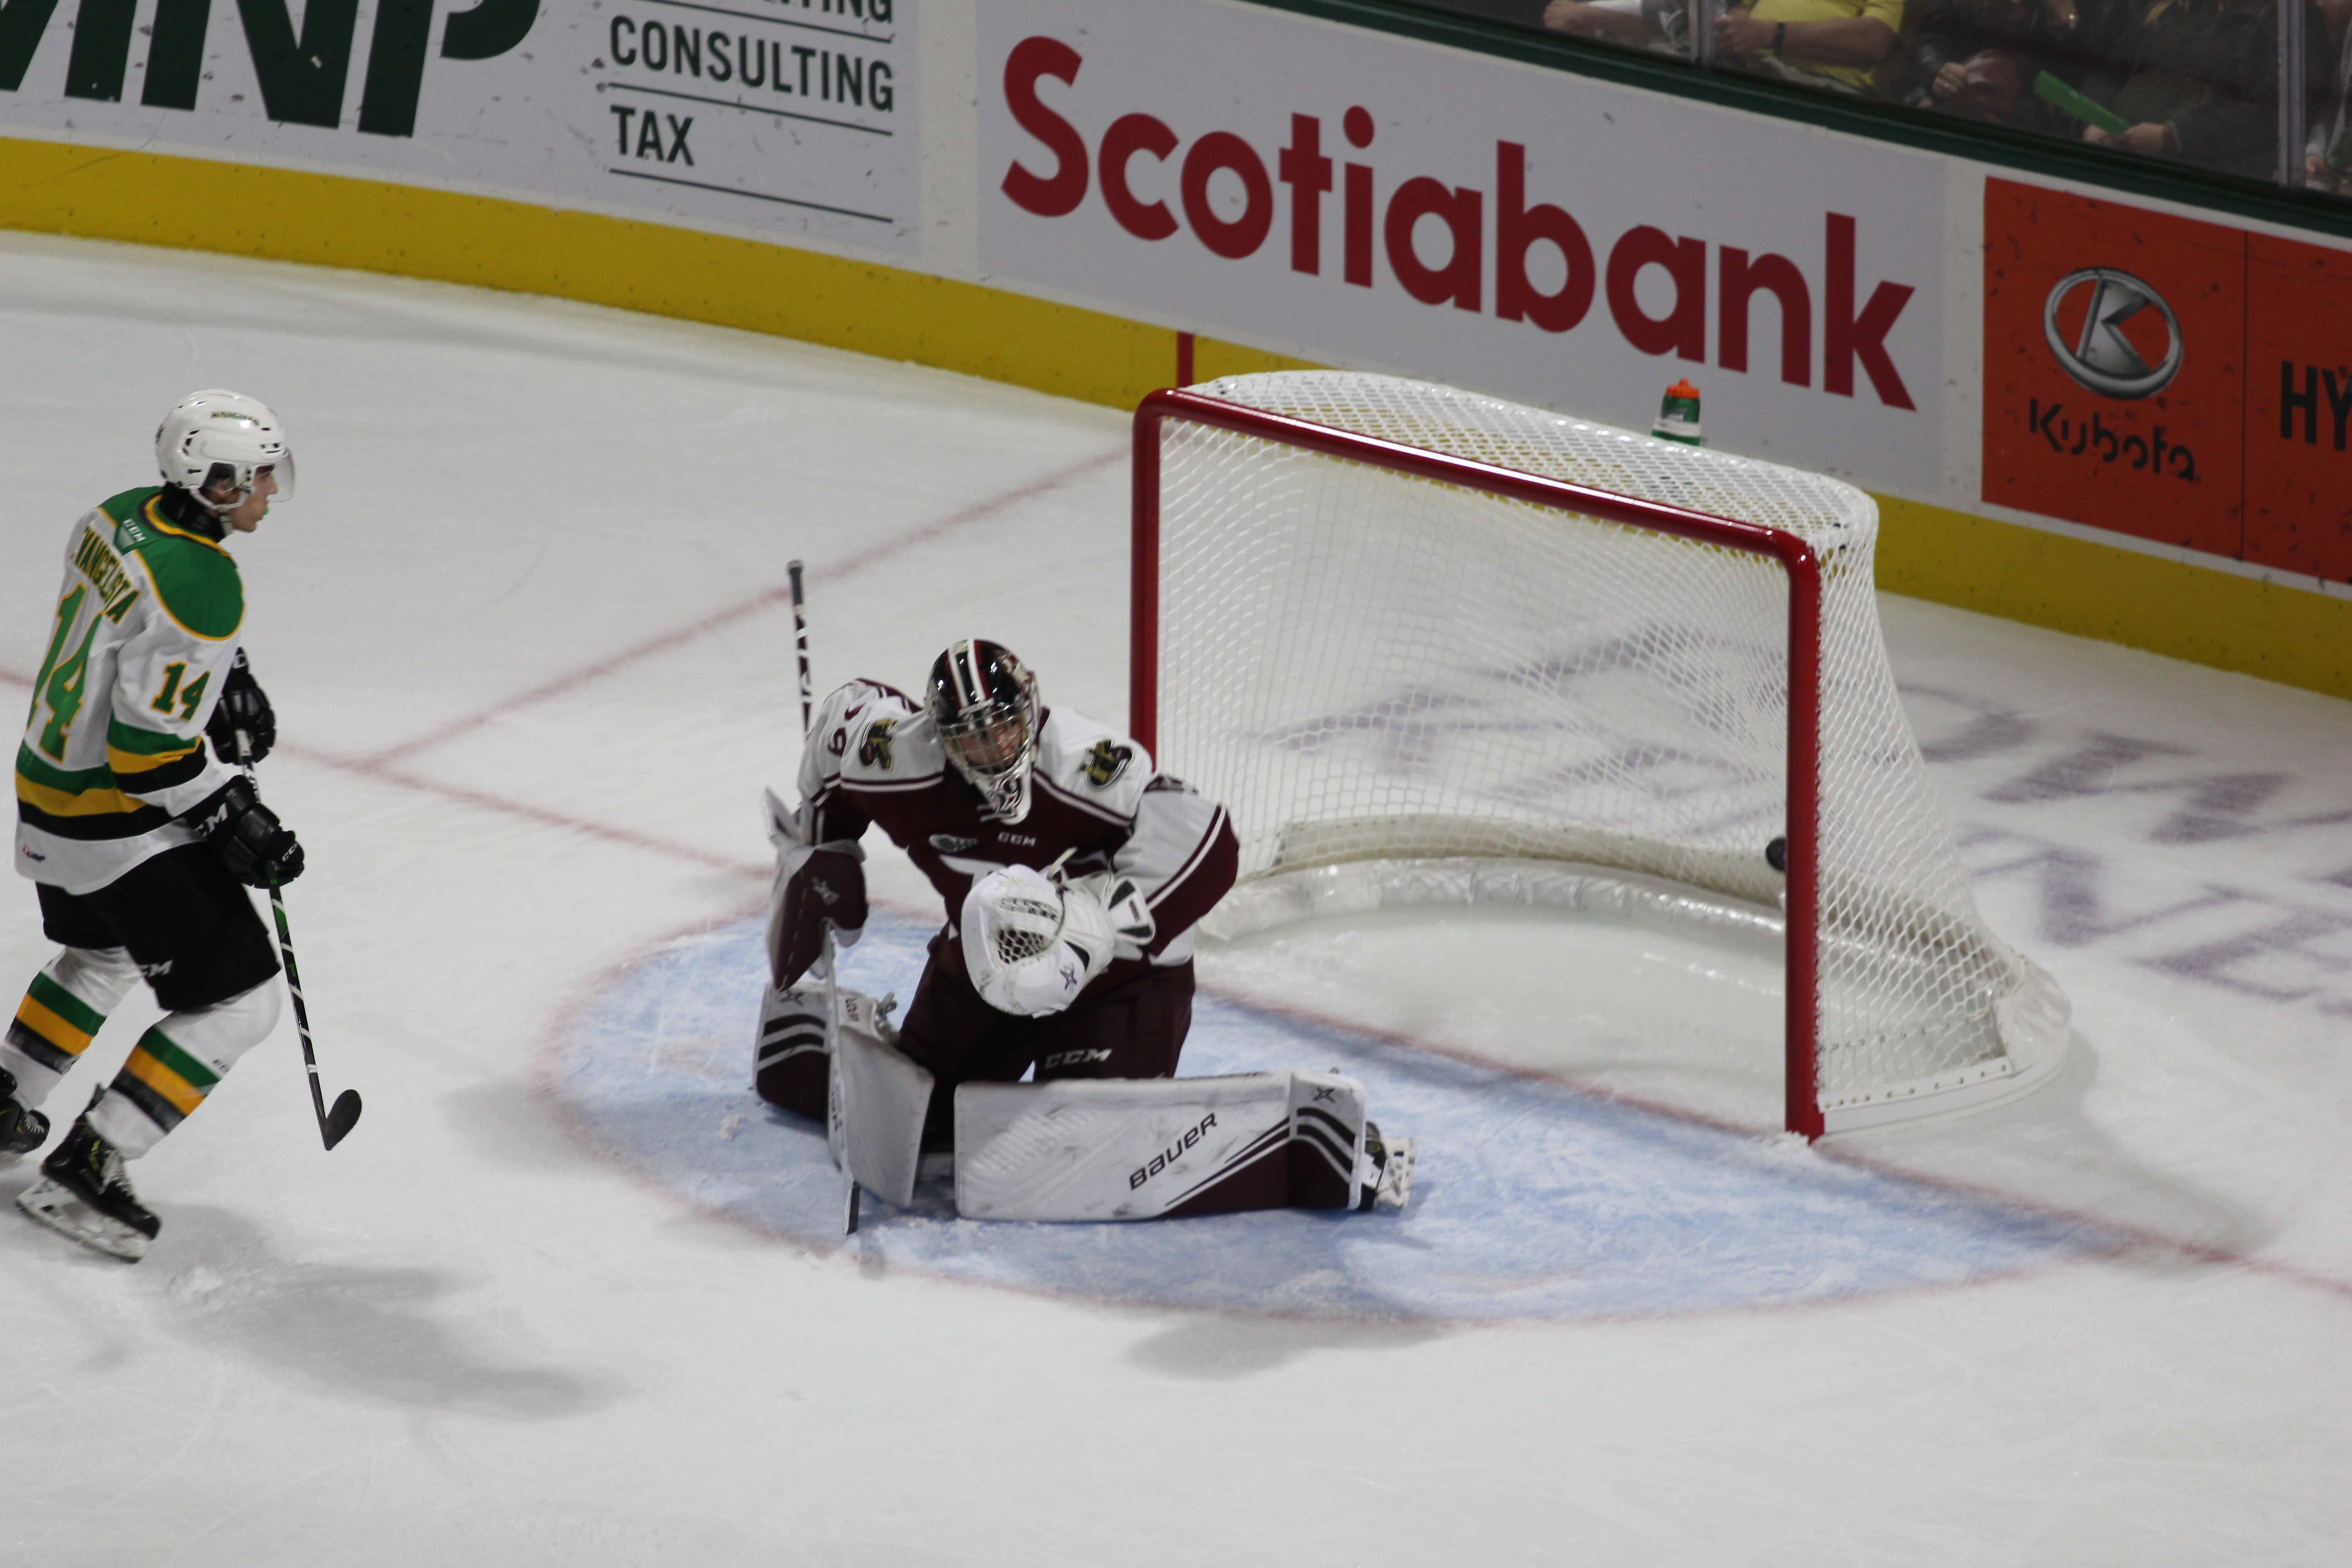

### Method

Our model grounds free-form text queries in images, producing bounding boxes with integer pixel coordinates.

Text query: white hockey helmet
[155,390,295,510]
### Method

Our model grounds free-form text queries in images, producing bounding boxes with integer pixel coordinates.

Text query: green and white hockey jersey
[15,487,246,895]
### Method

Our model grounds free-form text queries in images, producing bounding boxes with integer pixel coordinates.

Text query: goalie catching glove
[959,864,1153,1017]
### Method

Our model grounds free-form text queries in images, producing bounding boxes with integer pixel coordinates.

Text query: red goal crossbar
[1130,387,1831,1140]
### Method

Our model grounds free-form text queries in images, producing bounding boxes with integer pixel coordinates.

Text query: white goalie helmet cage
[155,389,296,504]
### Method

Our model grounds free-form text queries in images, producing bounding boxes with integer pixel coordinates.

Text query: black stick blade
[322,1089,363,1150]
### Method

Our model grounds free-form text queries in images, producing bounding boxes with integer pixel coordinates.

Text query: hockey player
[758,639,1409,1216]
[2,391,304,1261]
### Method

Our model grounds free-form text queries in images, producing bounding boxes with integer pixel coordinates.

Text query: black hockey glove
[192,776,305,887]
[767,845,867,989]
[205,648,276,765]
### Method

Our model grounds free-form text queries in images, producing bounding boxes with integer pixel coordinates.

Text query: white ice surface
[2,233,2347,1566]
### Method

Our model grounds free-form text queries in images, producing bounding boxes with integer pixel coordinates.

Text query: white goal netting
[1146,372,2067,1132]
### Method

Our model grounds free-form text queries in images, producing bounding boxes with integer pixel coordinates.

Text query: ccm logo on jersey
[1130,1112,1218,1189]
[1081,740,1132,788]
[1040,1047,1112,1071]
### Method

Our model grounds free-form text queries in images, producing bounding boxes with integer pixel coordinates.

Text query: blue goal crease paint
[554,911,2116,1321]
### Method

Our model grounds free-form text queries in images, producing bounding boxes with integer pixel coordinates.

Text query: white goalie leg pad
[953,1071,1367,1221]
[756,984,828,1074]
[827,1011,933,1210]
[766,982,897,1094]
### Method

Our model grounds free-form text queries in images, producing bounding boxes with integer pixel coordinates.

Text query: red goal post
[1132,386,1830,1138]
[1129,375,2069,1140]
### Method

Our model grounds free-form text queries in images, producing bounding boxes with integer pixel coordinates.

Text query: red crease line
[1206,981,2352,1307]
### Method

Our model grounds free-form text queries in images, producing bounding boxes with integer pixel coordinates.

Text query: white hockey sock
[3,946,142,1107]
[87,980,281,1158]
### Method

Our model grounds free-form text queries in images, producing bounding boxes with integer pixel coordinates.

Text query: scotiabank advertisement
[1984,178,2352,581]
[975,1,1947,495]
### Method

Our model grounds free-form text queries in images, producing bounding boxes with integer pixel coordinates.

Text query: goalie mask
[929,639,1040,823]
[156,390,295,515]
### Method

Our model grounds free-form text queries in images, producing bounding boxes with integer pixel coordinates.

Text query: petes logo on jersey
[859,719,897,770]
[1080,740,1132,788]
[929,833,980,853]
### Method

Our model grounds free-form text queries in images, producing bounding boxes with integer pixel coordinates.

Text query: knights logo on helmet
[929,639,1040,823]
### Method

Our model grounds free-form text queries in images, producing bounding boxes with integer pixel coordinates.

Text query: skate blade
[15,1177,148,1261]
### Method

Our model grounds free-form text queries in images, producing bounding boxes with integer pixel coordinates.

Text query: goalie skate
[1356,1122,1415,1213]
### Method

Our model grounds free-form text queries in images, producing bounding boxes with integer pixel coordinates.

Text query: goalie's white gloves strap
[1071,872,1156,962]
[960,864,1116,1017]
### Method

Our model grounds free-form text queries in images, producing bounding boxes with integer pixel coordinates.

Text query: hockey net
[1132,372,2068,1137]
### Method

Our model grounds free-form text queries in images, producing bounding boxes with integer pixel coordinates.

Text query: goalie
[757,639,1411,1218]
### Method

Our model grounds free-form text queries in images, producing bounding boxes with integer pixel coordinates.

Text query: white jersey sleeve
[784,680,936,846]
[1031,711,1238,965]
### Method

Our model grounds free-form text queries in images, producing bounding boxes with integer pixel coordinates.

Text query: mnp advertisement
[0,0,919,255]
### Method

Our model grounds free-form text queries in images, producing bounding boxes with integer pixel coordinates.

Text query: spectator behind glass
[1544,0,1908,88]
[1899,0,2115,128]
[2074,0,2331,179]
[2311,0,2352,191]
[1713,0,1911,94]
[1540,0,1697,56]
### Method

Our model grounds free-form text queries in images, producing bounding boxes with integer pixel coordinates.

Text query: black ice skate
[1355,1121,1416,1213]
[17,1117,158,1262]
[0,1067,49,1165]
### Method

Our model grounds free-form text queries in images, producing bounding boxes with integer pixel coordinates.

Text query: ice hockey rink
[3,231,2347,1565]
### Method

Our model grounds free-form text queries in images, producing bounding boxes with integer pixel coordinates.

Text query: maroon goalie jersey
[783,680,1239,988]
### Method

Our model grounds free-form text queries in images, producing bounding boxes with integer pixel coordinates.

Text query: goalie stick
[236,730,360,1150]
[787,559,860,1235]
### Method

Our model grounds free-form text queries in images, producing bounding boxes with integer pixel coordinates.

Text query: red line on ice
[361,447,1123,766]
[1202,981,2352,1308]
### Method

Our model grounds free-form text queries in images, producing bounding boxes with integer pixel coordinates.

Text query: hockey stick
[789,559,813,740]
[788,560,859,1234]
[828,922,857,1235]
[236,730,361,1150]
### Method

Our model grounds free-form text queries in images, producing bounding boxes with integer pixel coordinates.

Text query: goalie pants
[758,928,1194,1142]
[5,844,283,1157]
